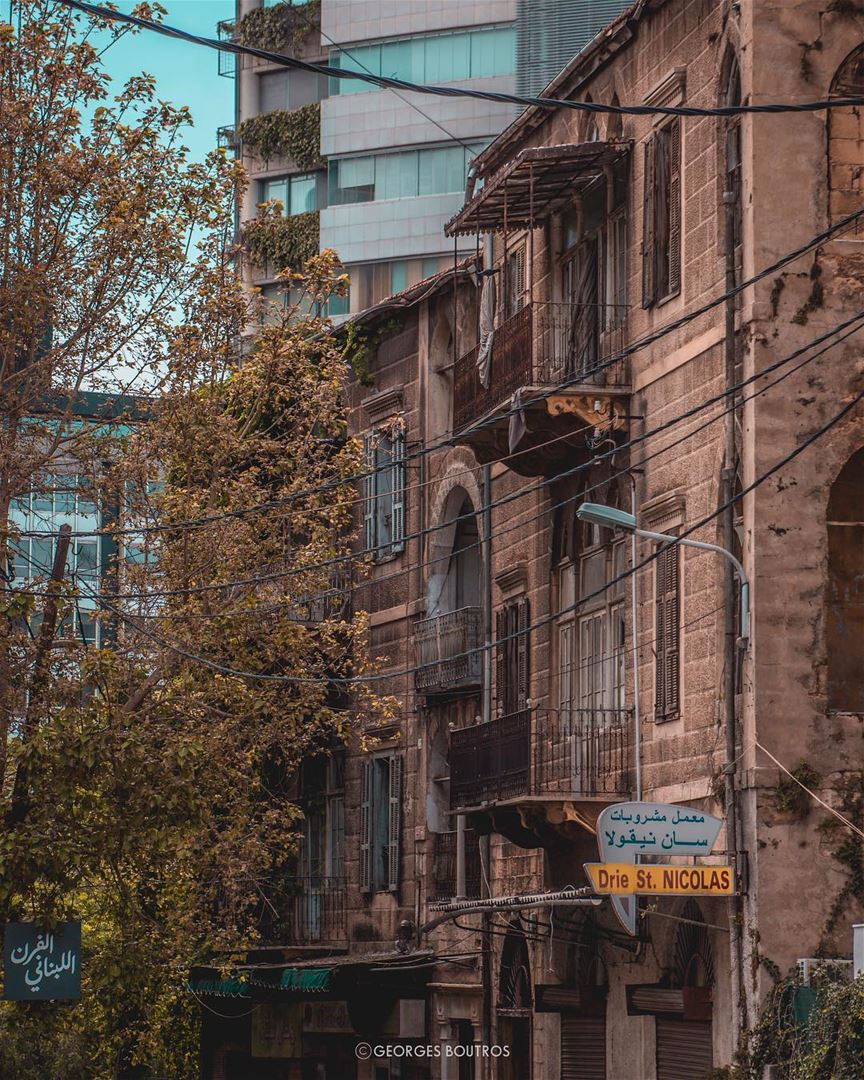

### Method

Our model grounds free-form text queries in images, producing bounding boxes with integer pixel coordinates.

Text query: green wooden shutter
[667,119,682,297]
[360,759,373,892]
[496,608,508,716]
[387,754,403,893]
[655,543,680,720]
[641,133,656,308]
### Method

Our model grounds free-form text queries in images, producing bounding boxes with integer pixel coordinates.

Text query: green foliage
[340,317,404,388]
[745,972,864,1080]
[818,772,864,942]
[772,762,821,817]
[242,205,320,272]
[238,103,323,169]
[236,0,320,52]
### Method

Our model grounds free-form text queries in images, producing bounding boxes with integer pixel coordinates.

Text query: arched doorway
[497,924,533,1080]
[655,901,715,1080]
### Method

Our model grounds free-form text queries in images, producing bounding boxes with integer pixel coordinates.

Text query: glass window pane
[470,28,515,78]
[75,542,98,576]
[333,156,374,204]
[31,539,53,575]
[379,38,424,82]
[390,262,408,294]
[425,32,470,84]
[331,44,380,94]
[259,71,290,112]
[418,146,465,196]
[290,174,317,214]
[262,178,289,210]
[376,151,417,200]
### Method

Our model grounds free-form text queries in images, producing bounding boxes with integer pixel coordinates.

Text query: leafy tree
[0,3,379,1075]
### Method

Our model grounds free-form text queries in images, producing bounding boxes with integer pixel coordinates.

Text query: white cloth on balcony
[476,274,496,389]
[509,388,526,454]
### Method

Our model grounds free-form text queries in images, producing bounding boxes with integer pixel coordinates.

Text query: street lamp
[576,502,750,642]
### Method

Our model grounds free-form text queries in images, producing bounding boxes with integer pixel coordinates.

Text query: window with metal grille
[654,541,681,721]
[642,118,682,307]
[359,753,402,893]
[362,425,406,559]
[503,244,527,320]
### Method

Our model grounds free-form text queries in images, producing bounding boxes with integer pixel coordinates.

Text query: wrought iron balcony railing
[430,829,482,901]
[217,124,239,154]
[283,876,347,945]
[449,707,632,811]
[413,606,483,694]
[453,301,629,431]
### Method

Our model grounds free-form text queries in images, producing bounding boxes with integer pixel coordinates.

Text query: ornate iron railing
[449,707,632,810]
[284,876,347,945]
[453,301,629,431]
[413,607,483,693]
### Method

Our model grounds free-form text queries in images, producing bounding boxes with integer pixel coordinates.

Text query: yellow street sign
[585,863,734,896]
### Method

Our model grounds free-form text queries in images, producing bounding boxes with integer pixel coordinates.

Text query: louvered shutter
[656,1018,713,1080]
[667,119,682,297]
[655,543,680,721]
[362,434,376,555]
[387,754,403,892]
[516,598,531,710]
[360,759,373,892]
[514,245,526,312]
[641,133,656,308]
[390,430,406,554]
[561,1015,606,1080]
[496,608,508,715]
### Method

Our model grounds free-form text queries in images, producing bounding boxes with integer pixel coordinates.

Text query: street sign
[585,863,734,896]
[593,802,725,935]
[3,921,81,1001]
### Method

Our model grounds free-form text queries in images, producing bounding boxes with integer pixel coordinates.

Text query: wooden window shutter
[641,134,656,308]
[655,543,680,720]
[360,759,373,892]
[515,245,526,310]
[496,607,508,715]
[362,434,376,555]
[667,119,682,297]
[516,598,531,710]
[390,429,406,553]
[387,754,403,892]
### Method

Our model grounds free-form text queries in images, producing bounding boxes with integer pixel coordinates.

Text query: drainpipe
[480,462,493,1074]
[722,182,745,1042]
[627,474,642,801]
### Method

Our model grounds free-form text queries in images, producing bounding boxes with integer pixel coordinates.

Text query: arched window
[606,93,623,141]
[829,45,864,236]
[723,55,743,280]
[427,488,480,616]
[827,447,864,711]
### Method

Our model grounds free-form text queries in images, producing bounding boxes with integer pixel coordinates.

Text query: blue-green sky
[102,1,234,164]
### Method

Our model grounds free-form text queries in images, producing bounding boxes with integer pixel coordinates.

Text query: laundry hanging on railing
[476,273,496,389]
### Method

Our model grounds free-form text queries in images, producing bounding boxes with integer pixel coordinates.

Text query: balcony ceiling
[445,140,632,237]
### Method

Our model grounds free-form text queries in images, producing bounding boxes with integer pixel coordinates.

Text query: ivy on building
[242,203,320,273]
[236,0,321,54]
[238,103,324,169]
[340,317,404,388]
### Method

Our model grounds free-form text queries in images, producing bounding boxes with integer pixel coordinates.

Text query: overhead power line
[52,0,864,120]
[13,378,863,684]
[10,307,863,606]
[16,203,864,545]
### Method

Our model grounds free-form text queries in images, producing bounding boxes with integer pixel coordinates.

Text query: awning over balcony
[445,141,632,237]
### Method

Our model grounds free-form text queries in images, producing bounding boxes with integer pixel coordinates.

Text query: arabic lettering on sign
[598,802,723,859]
[4,922,81,1001]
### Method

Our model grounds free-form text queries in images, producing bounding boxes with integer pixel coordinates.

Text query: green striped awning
[188,976,251,999]
[250,966,334,993]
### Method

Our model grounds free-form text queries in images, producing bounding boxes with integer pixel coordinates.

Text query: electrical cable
[52,0,864,120]
[14,201,864,544]
[13,303,860,609]
[11,378,862,684]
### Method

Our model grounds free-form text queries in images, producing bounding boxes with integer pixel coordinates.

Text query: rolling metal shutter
[656,1018,713,1080]
[561,1016,606,1080]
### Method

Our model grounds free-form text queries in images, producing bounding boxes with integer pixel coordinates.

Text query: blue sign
[4,921,81,1000]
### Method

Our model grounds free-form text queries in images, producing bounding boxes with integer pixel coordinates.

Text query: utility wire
[13,379,863,684]
[22,300,856,616]
[9,307,861,617]
[16,202,864,544]
[52,0,864,120]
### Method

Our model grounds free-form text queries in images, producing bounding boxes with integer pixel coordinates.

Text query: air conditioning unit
[797,958,853,986]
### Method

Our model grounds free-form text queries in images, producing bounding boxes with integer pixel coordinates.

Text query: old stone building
[198,0,864,1077]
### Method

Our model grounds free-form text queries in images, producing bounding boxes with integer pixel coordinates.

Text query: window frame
[642,118,682,308]
[360,752,403,894]
[363,422,406,561]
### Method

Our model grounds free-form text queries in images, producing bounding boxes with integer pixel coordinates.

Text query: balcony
[283,877,347,946]
[217,124,240,155]
[452,301,630,477]
[449,708,632,835]
[430,829,482,901]
[413,607,483,695]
